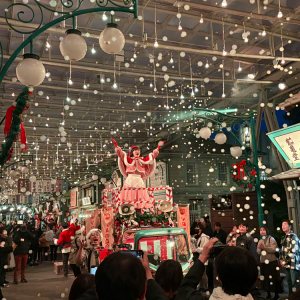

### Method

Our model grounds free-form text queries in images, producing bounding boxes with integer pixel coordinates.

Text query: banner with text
[101,207,114,249]
[177,205,191,247]
[85,209,100,234]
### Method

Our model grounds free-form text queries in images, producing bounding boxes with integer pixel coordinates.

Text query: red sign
[101,208,114,249]
[70,192,77,207]
[177,205,191,247]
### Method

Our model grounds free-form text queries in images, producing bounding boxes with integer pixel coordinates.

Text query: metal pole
[250,112,264,228]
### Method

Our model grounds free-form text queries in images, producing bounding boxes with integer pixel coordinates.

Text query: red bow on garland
[232,159,247,180]
[4,95,31,158]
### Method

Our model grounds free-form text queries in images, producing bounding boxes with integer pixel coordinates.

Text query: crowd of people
[0,215,300,300]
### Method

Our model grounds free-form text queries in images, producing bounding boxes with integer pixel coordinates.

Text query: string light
[277,0,282,18]
[154,6,158,47]
[200,14,203,24]
[238,63,242,72]
[221,0,227,7]
[222,18,227,56]
[205,59,209,68]
[91,44,96,54]
[262,26,266,36]
[83,80,87,89]
[46,41,51,48]
[102,12,108,21]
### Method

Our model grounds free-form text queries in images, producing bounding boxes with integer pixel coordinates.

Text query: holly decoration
[230,159,257,189]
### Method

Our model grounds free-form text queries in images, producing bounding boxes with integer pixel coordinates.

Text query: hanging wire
[154,6,158,47]
[222,59,225,97]
[280,27,285,64]
[222,18,226,55]
[189,56,194,96]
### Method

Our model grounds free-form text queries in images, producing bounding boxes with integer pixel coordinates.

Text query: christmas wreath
[230,159,257,189]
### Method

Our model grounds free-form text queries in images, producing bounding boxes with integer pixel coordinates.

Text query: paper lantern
[199,127,211,139]
[99,23,125,54]
[21,187,26,193]
[92,174,98,180]
[60,29,87,61]
[230,146,242,158]
[16,53,45,87]
[214,132,227,145]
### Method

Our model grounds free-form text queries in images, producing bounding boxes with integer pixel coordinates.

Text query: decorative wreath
[230,159,257,189]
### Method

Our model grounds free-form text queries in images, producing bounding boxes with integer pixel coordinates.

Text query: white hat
[86,228,103,244]
[75,225,85,235]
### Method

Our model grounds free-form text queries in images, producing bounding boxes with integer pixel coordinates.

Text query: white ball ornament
[16,54,45,87]
[199,127,211,139]
[60,29,87,61]
[214,132,227,145]
[40,135,46,142]
[51,179,56,184]
[30,176,37,182]
[61,137,66,142]
[139,77,144,82]
[92,174,98,180]
[99,23,125,54]
[230,146,242,158]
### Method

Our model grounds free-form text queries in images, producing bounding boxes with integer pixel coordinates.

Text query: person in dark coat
[0,228,13,300]
[235,222,259,260]
[175,238,265,300]
[212,222,227,245]
[29,225,39,266]
[13,225,33,284]
[200,218,213,238]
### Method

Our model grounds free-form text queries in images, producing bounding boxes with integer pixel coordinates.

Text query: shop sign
[267,123,300,168]
[82,197,91,206]
[70,191,77,207]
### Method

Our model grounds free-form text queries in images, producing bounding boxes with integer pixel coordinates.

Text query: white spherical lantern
[92,174,98,180]
[214,132,227,145]
[199,127,211,139]
[230,146,243,158]
[10,169,18,178]
[16,53,45,87]
[22,166,29,174]
[21,187,26,193]
[99,23,125,54]
[51,179,56,184]
[8,179,14,185]
[40,135,46,142]
[60,29,87,61]
[0,177,5,185]
[29,175,37,182]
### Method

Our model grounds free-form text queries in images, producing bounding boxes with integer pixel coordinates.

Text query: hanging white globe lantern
[29,175,37,182]
[214,132,227,145]
[92,174,98,180]
[99,23,125,54]
[21,187,26,193]
[60,29,87,61]
[16,53,45,87]
[22,166,29,173]
[51,179,56,184]
[10,169,18,178]
[199,127,211,139]
[230,146,243,158]
[8,179,14,185]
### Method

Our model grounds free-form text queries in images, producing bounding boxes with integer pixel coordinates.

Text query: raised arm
[151,141,165,159]
[111,138,125,161]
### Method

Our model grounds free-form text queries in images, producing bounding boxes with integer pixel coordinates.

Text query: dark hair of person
[237,221,248,228]
[48,223,54,230]
[215,222,221,227]
[259,226,269,236]
[62,222,69,229]
[195,223,203,230]
[155,260,183,296]
[130,146,140,156]
[69,273,95,300]
[201,218,207,224]
[0,227,6,234]
[216,247,258,296]
[95,252,146,300]
[282,219,291,227]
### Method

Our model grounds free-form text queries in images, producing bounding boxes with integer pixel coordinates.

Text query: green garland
[0,87,30,166]
[230,159,257,189]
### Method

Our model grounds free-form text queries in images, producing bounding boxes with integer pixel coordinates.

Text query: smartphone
[90,266,97,275]
[17,220,23,225]
[119,250,144,258]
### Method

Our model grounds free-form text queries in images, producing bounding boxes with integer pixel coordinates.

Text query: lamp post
[192,107,263,227]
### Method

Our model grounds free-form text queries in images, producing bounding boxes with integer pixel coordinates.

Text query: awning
[269,168,300,180]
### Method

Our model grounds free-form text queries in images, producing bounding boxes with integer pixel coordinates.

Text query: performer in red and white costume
[111,138,164,209]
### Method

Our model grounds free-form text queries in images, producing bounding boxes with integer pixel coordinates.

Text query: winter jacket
[236,233,259,260]
[279,230,300,270]
[196,234,210,254]
[13,230,33,256]
[213,229,227,245]
[209,287,254,300]
[175,259,265,300]
[257,235,278,264]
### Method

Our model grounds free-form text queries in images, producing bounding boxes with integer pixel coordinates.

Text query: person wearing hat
[76,228,112,273]
[53,222,77,277]
[111,138,165,210]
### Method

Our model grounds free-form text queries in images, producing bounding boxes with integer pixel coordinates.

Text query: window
[218,162,228,184]
[186,162,198,185]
